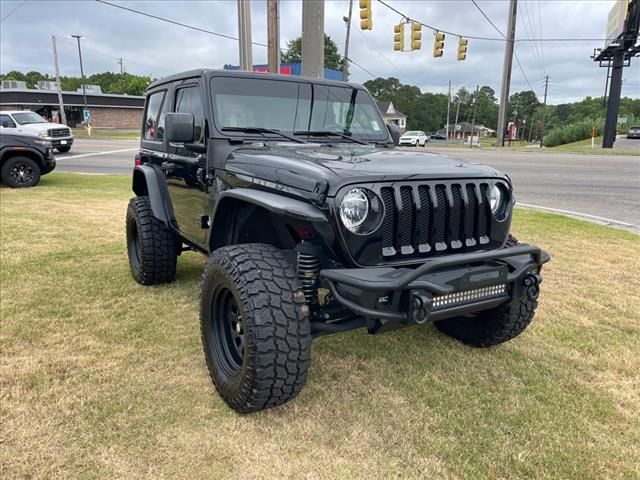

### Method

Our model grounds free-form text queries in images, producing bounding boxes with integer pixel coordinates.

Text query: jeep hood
[225,144,507,197]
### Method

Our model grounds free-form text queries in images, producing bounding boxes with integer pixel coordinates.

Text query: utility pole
[496,0,517,147]
[237,0,253,71]
[470,85,479,148]
[70,35,88,112]
[267,0,280,73]
[302,0,325,78]
[446,80,451,144]
[117,57,124,94]
[51,35,67,126]
[454,97,461,143]
[342,0,353,81]
[539,75,549,148]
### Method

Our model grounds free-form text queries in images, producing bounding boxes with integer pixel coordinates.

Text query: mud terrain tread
[200,244,311,413]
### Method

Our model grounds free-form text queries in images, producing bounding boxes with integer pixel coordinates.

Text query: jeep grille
[48,128,71,137]
[379,182,493,258]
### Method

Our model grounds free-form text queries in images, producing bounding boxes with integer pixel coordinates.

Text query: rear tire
[1,156,41,188]
[126,196,179,285]
[434,234,538,347]
[200,244,311,413]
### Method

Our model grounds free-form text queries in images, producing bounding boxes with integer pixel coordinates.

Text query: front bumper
[42,148,56,174]
[45,137,74,148]
[320,244,550,333]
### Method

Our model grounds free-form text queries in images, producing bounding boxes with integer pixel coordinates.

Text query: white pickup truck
[0,110,74,153]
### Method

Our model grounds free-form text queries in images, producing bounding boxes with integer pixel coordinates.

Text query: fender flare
[212,188,329,224]
[132,164,175,225]
[0,146,46,168]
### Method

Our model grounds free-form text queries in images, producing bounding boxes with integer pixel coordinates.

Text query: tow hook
[523,273,542,300]
[408,291,433,325]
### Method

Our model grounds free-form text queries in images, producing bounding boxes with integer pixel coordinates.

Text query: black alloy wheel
[211,286,245,377]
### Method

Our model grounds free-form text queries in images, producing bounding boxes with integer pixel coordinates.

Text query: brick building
[0,86,144,128]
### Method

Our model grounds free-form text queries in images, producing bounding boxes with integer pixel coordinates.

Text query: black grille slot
[398,187,415,255]
[416,186,431,252]
[372,180,494,259]
[381,188,396,257]
[432,185,447,251]
[48,128,70,137]
[464,183,477,246]
[478,183,490,243]
[449,185,463,249]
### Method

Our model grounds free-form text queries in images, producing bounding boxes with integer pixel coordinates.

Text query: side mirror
[165,112,195,143]
[387,123,400,146]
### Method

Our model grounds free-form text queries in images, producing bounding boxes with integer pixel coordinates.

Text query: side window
[0,114,16,128]
[143,91,166,141]
[175,86,204,142]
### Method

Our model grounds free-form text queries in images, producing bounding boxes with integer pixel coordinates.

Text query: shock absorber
[297,249,320,305]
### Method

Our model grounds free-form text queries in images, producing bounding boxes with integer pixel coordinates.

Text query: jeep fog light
[489,184,505,215]
[340,188,384,235]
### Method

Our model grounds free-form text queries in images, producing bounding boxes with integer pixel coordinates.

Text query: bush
[544,119,604,147]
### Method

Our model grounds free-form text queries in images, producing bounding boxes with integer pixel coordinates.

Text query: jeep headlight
[489,184,507,216]
[339,188,384,235]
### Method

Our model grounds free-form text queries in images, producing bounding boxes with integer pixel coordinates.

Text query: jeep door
[165,81,208,245]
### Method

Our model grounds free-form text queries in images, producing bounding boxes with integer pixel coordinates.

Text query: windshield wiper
[221,127,306,144]
[294,130,368,145]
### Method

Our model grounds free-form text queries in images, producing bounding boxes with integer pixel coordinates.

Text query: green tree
[281,34,344,70]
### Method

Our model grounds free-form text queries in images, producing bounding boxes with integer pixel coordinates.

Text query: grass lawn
[72,128,140,141]
[1,173,639,479]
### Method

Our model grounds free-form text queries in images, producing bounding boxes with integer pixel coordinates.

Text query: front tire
[126,196,179,285]
[1,156,41,188]
[200,244,311,413]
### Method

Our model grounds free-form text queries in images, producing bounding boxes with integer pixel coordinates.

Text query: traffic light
[433,31,445,58]
[410,22,422,51]
[360,0,372,30]
[393,23,405,51]
[457,37,468,61]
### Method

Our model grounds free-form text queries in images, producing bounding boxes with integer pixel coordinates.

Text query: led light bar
[433,284,507,310]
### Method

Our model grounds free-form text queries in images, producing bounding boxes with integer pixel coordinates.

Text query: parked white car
[0,111,74,153]
[398,130,429,147]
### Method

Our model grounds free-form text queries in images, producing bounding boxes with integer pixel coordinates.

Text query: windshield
[211,77,388,141]
[404,131,420,137]
[12,112,47,125]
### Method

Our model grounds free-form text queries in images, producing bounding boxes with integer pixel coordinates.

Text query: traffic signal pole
[51,35,67,126]
[496,0,517,147]
[237,0,253,71]
[267,0,280,73]
[342,0,353,81]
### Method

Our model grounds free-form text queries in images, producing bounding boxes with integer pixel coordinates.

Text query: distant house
[375,101,407,132]
[439,122,494,141]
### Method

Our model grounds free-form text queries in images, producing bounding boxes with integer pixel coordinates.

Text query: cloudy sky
[1,0,638,103]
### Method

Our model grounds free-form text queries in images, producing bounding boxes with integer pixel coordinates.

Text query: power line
[95,0,268,47]
[376,0,613,43]
[0,0,28,23]
[469,0,537,93]
[347,58,379,78]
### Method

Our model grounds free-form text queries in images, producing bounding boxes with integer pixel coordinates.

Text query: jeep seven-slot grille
[379,182,492,258]
[48,128,70,137]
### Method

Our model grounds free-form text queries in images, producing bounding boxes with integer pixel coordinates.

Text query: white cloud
[0,0,637,103]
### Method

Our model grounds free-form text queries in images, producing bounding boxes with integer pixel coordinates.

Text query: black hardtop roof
[147,68,364,92]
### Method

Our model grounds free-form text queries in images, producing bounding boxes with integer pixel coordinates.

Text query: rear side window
[175,86,204,141]
[0,114,16,128]
[143,91,166,141]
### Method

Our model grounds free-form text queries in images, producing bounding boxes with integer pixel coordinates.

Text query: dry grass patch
[1,173,639,479]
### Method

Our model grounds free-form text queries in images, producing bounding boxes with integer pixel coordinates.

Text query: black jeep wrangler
[0,132,56,187]
[127,70,549,413]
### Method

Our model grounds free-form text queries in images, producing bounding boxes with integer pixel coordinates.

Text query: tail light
[134,153,141,166]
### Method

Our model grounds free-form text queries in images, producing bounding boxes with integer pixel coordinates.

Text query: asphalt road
[55,138,640,231]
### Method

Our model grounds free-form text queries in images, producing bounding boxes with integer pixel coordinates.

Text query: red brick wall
[90,107,143,128]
